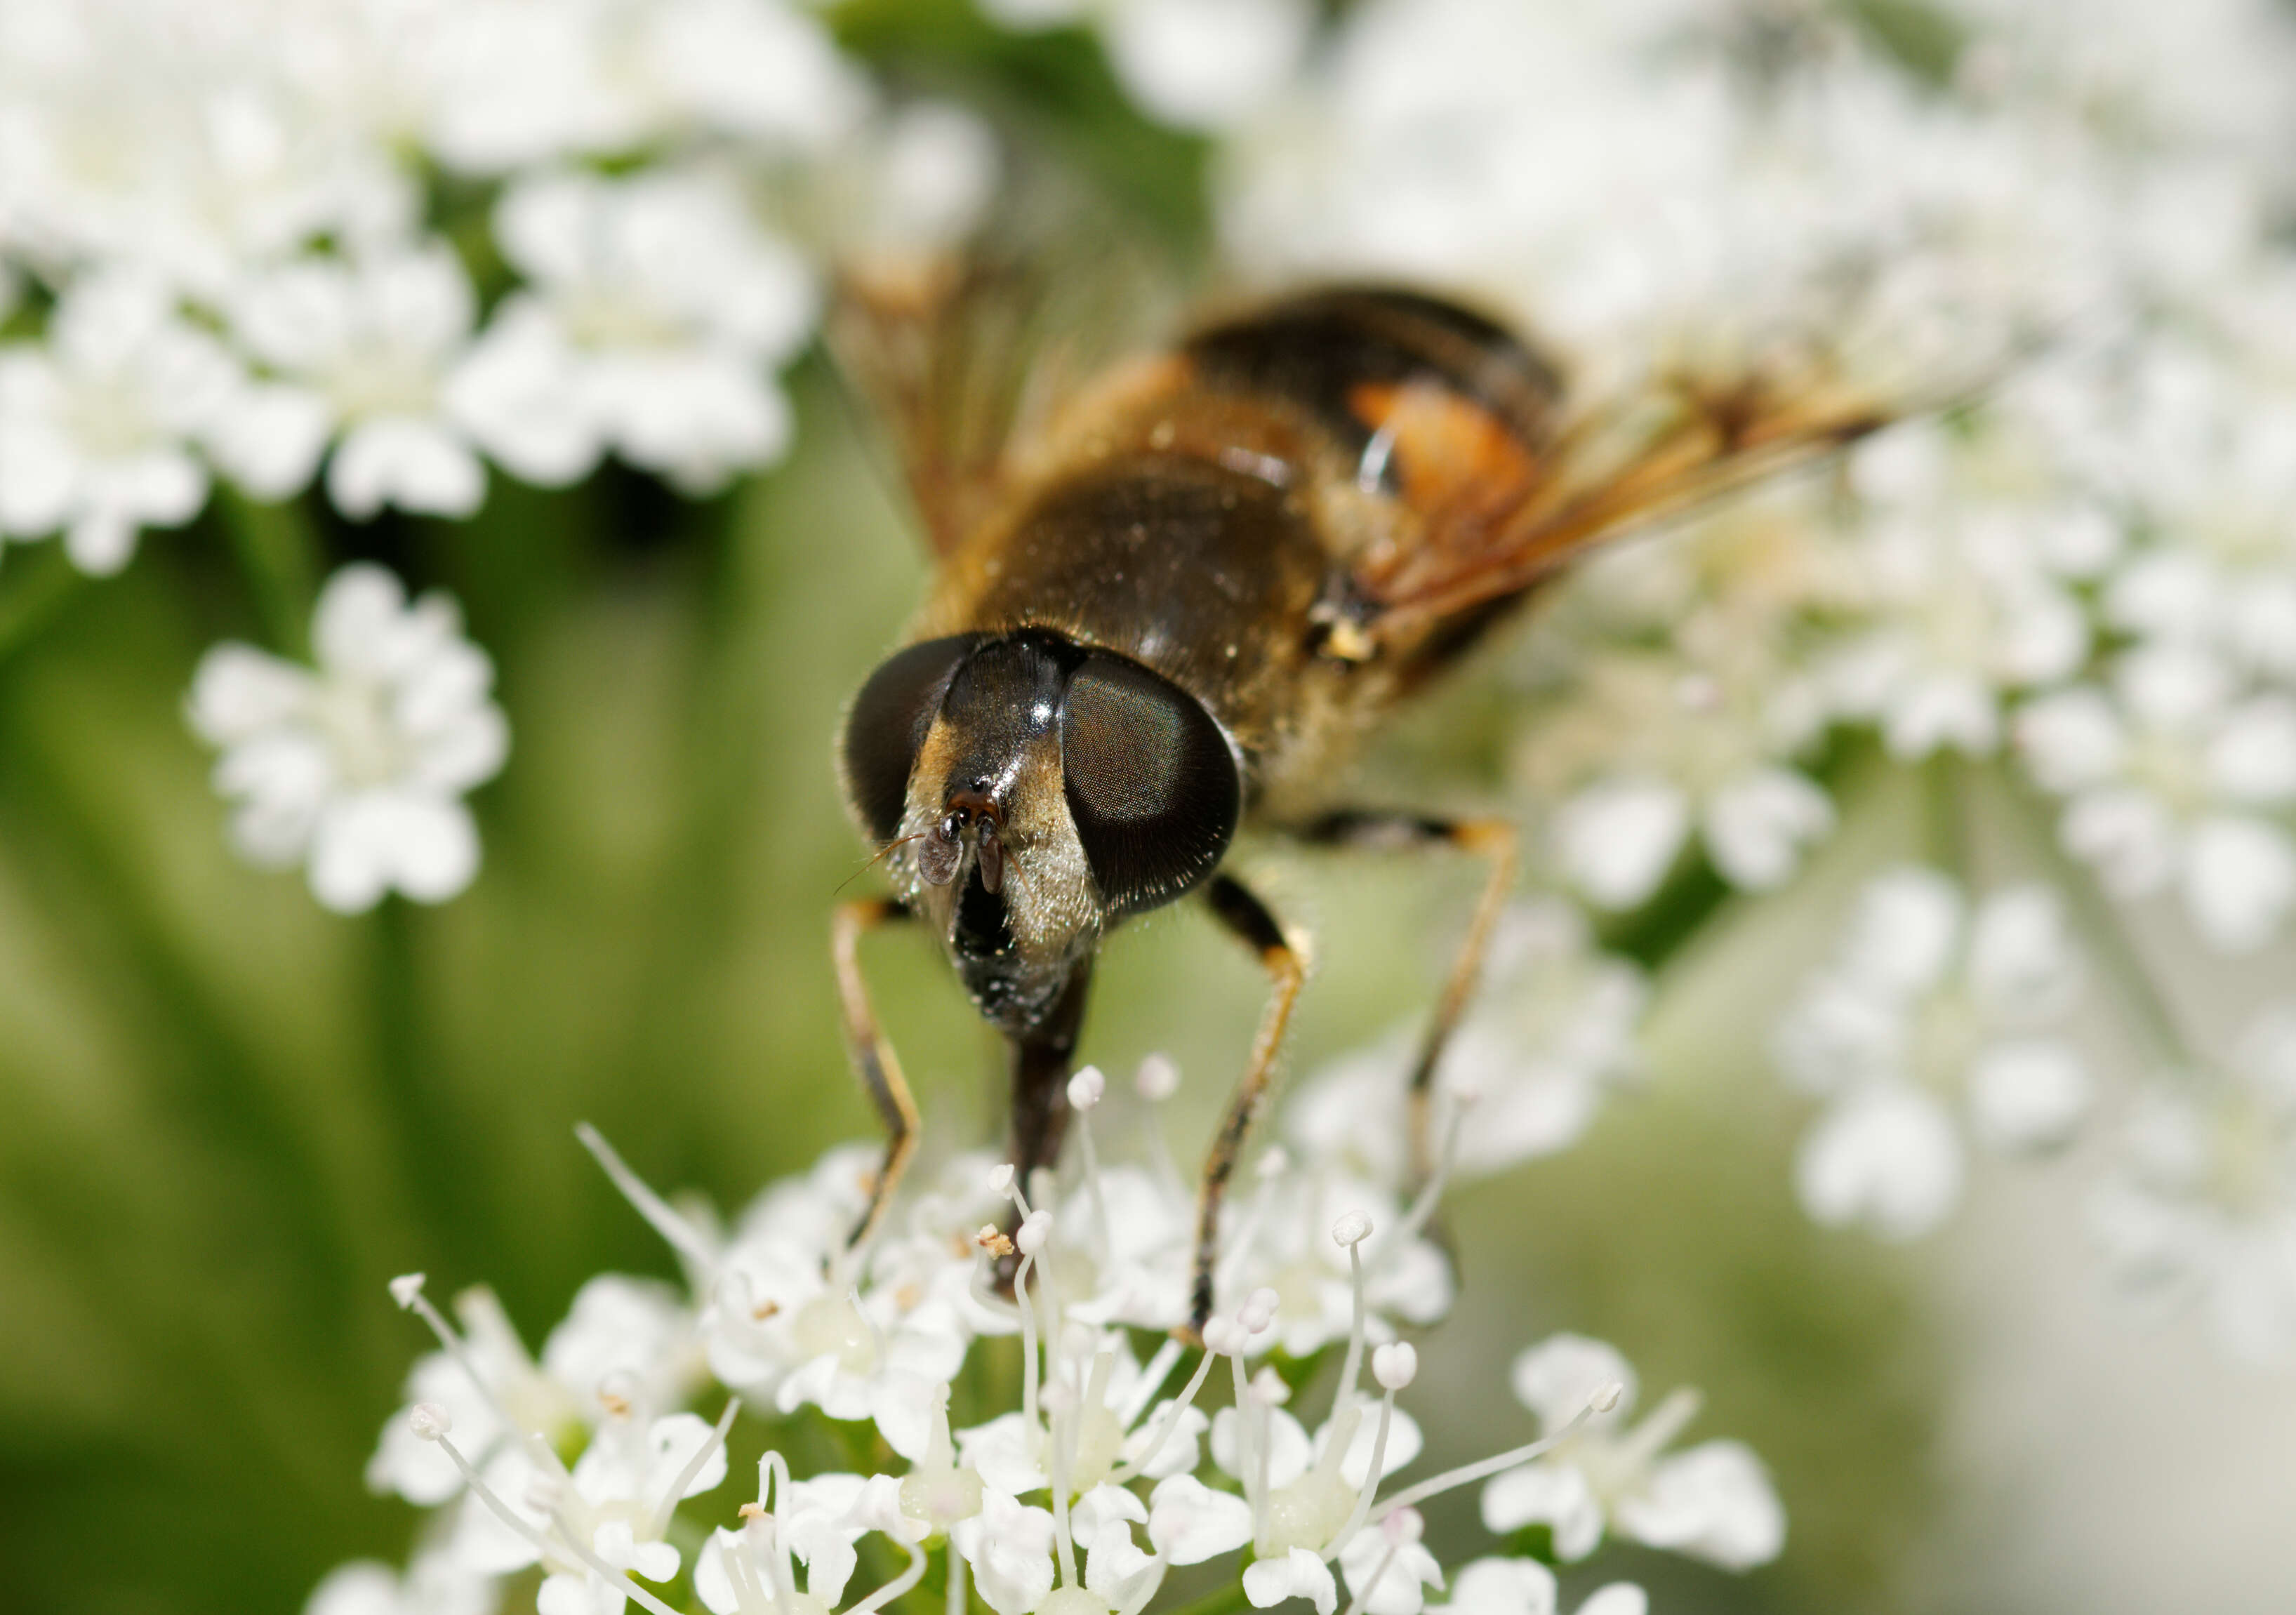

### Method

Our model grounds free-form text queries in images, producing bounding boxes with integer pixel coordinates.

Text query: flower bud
[1136,1053,1181,1102]
[1067,1065,1106,1110]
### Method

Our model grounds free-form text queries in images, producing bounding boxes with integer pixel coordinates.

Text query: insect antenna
[832,834,922,898]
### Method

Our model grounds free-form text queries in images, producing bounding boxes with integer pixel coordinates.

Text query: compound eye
[842,635,980,842]
[1061,651,1240,917]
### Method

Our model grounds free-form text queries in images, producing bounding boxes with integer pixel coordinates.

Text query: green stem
[1923,750,1970,879]
[370,895,472,1263]
[0,544,86,667]
[1989,761,2196,1071]
[215,487,321,655]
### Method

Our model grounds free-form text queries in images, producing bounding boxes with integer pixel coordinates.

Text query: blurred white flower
[1819,420,2096,760]
[453,167,813,493]
[0,269,237,573]
[187,562,510,914]
[2090,1004,2296,1367]
[304,1553,496,1615]
[2016,644,2296,953]
[213,242,488,517]
[1431,1558,1646,1615]
[1480,1335,1783,1571]
[1288,900,1644,1184]
[981,0,1312,131]
[1774,866,2090,1240]
[1522,645,1835,911]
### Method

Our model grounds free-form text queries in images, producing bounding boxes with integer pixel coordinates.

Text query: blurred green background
[0,13,1944,1612]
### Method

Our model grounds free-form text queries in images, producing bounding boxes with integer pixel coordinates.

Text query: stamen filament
[576,1122,719,1277]
[1370,1400,1604,1521]
[1110,1344,1219,1484]
[1338,1541,1398,1615]
[398,1284,520,1436]
[1120,1338,1182,1429]
[1334,1241,1369,1414]
[429,1429,684,1615]
[848,1540,930,1615]
[1320,1393,1393,1560]
[649,1396,741,1539]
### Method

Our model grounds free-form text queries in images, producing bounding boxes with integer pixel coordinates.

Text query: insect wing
[828,180,1179,559]
[1344,343,1925,645]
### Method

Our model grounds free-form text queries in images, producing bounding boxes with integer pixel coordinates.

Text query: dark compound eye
[841,635,980,842]
[1060,651,1240,918]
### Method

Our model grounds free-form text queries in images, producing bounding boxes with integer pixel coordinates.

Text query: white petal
[1966,1041,2093,1155]
[206,383,331,500]
[2014,687,2125,792]
[1965,884,2081,1018]
[1615,1440,1785,1570]
[1794,1084,1964,1241]
[2206,697,2296,805]
[1701,769,1833,890]
[1838,867,1962,996]
[1553,777,1689,910]
[187,644,312,743]
[1431,1557,1556,1615]
[1574,1586,1648,1615]
[2183,816,2296,953]
[1245,1546,1337,1615]
[1102,0,1313,131]
[328,418,486,519]
[1508,1336,1635,1430]
[1147,1473,1254,1565]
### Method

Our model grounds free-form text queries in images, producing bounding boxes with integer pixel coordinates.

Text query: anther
[410,1401,452,1440]
[1136,1054,1180,1102]
[1372,1343,1417,1392]
[1067,1065,1106,1110]
[1332,1211,1373,1248]
[390,1273,427,1310]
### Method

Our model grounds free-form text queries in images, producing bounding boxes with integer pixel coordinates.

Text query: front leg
[1299,811,1519,1183]
[1190,874,1308,1338]
[831,898,920,1249]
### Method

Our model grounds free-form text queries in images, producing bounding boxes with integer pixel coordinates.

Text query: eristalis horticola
[827,264,1894,1336]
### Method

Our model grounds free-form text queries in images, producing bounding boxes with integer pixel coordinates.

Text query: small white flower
[1480,1336,1782,1571]
[213,241,487,517]
[2090,1004,2296,1367]
[1427,1557,1647,1615]
[187,563,509,914]
[0,269,237,573]
[1289,900,1643,1186]
[2017,645,2296,952]
[1774,868,2090,1240]
[304,1553,496,1615]
[453,166,813,493]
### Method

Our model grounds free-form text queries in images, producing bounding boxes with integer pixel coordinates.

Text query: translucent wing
[1330,330,1981,655]
[828,179,1179,559]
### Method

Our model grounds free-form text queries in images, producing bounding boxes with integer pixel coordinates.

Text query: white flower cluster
[0,0,962,571]
[188,563,507,912]
[320,1060,1784,1614]
[1216,0,2296,953]
[1774,866,2089,1242]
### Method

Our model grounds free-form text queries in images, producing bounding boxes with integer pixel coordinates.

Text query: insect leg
[832,897,920,1249]
[1301,811,1520,1184]
[1191,873,1308,1338]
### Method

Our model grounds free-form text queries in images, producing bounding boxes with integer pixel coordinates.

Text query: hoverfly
[828,254,1896,1336]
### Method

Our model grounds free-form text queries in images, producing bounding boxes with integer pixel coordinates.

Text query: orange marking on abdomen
[1348,379,1540,517]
